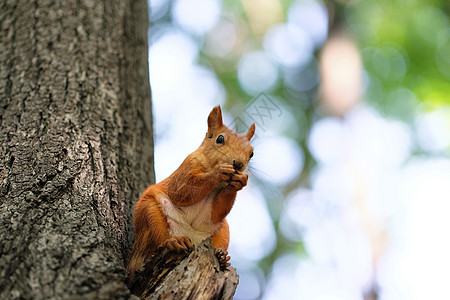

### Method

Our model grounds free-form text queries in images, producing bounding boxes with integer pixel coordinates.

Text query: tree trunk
[0,0,154,298]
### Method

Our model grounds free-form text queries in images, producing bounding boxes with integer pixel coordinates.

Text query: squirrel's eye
[250,151,254,159]
[216,135,225,144]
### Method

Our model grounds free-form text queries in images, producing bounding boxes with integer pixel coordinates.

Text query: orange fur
[127,106,255,275]
[211,219,230,250]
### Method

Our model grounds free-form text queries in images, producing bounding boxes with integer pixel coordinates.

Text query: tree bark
[0,0,154,299]
[128,239,239,300]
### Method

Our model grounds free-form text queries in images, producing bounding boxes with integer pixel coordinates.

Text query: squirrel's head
[200,106,255,172]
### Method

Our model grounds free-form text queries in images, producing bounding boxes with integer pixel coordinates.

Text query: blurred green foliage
[197,0,450,275]
[347,0,450,120]
[149,0,450,293]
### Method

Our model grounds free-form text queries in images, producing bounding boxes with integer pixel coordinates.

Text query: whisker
[246,164,280,197]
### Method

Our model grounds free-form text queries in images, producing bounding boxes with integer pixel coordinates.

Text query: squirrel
[127,105,255,276]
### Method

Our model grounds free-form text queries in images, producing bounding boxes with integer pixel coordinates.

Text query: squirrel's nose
[233,160,244,171]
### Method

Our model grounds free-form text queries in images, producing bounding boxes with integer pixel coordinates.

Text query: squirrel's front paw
[160,236,193,253]
[229,172,248,191]
[217,164,235,182]
[215,248,231,270]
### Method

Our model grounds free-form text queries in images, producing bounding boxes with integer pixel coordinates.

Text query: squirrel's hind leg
[211,220,231,270]
[160,236,193,253]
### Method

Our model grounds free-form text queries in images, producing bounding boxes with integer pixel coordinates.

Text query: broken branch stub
[128,238,239,300]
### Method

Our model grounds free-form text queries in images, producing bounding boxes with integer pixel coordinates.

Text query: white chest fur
[159,192,221,245]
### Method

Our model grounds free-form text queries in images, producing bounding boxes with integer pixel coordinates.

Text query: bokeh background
[147,0,450,299]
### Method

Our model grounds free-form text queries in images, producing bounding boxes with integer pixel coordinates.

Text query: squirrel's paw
[218,164,235,180]
[215,248,231,270]
[218,164,235,182]
[229,173,248,191]
[160,236,193,253]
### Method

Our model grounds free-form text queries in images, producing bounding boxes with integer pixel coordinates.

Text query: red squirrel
[127,105,255,275]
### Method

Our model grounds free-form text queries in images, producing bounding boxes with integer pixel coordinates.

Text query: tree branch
[128,238,239,300]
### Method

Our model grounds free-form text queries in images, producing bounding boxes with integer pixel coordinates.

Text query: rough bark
[128,239,239,300]
[0,0,154,299]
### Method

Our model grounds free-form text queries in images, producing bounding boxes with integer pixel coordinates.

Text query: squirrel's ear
[246,123,255,140]
[207,106,223,137]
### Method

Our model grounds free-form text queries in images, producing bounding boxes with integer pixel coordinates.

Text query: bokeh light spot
[287,0,329,48]
[228,187,276,261]
[416,107,450,153]
[253,136,304,186]
[172,0,221,35]
[204,18,238,57]
[308,117,348,164]
[264,23,313,68]
[237,51,279,95]
[149,27,199,96]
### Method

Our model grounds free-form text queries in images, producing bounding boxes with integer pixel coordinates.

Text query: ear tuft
[207,106,223,137]
[246,123,255,140]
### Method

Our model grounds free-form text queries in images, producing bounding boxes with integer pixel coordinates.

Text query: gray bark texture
[0,0,154,298]
[0,1,240,299]
[128,239,239,300]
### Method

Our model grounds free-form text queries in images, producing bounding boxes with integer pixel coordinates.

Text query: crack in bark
[3,2,17,103]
